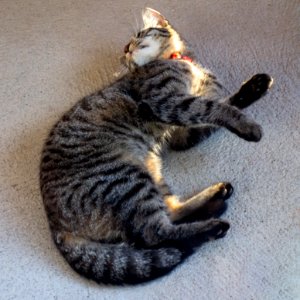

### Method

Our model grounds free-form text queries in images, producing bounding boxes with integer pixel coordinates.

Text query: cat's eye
[139,45,148,49]
[144,32,153,37]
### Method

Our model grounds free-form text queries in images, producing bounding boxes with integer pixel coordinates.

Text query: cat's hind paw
[214,182,234,201]
[207,219,230,240]
[232,73,274,109]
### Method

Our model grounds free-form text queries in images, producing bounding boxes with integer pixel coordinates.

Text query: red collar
[169,52,193,63]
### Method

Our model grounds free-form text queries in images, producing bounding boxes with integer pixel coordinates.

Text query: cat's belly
[188,62,229,99]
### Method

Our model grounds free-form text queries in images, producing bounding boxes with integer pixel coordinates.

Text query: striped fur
[40,8,272,284]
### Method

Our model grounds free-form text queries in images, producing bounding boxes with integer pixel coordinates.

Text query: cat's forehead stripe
[137,28,171,38]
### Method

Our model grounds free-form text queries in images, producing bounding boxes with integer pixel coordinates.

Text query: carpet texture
[0,1,299,299]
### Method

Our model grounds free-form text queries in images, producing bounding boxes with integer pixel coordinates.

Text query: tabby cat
[40,8,273,284]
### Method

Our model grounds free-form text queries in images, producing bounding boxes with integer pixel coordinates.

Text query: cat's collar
[169,52,193,63]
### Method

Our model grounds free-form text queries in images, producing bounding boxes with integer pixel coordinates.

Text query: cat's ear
[142,7,169,28]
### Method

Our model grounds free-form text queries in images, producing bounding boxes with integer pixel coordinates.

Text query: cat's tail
[53,231,187,284]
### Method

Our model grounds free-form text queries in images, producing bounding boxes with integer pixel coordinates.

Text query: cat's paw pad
[234,74,273,108]
[247,73,273,96]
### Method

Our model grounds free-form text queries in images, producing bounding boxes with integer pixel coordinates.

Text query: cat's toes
[214,221,230,239]
[217,182,234,200]
[208,219,230,240]
[233,73,274,108]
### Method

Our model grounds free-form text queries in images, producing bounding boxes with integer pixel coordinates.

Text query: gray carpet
[1,0,299,299]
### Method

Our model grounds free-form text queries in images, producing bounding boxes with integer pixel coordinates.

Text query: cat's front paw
[233,73,274,108]
[228,121,263,142]
[242,122,263,142]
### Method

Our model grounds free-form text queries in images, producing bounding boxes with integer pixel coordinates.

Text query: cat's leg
[120,188,230,247]
[164,182,233,223]
[118,174,230,247]
[140,97,262,142]
[131,201,230,247]
[169,74,273,150]
[144,151,222,221]
[144,152,224,223]
[140,215,230,247]
[168,125,217,151]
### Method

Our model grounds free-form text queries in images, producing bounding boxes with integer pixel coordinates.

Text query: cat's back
[40,90,150,184]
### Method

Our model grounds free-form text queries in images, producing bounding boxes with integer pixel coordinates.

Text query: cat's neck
[169,52,193,63]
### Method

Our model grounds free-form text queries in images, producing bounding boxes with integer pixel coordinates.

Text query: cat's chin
[119,56,137,71]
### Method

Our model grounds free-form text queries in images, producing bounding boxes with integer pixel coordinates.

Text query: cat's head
[122,8,185,71]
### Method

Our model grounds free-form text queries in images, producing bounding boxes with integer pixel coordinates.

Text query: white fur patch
[132,37,161,66]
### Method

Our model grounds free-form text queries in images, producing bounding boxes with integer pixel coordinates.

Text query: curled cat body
[40,8,273,284]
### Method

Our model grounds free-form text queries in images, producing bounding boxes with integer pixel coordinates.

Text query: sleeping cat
[40,8,273,284]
